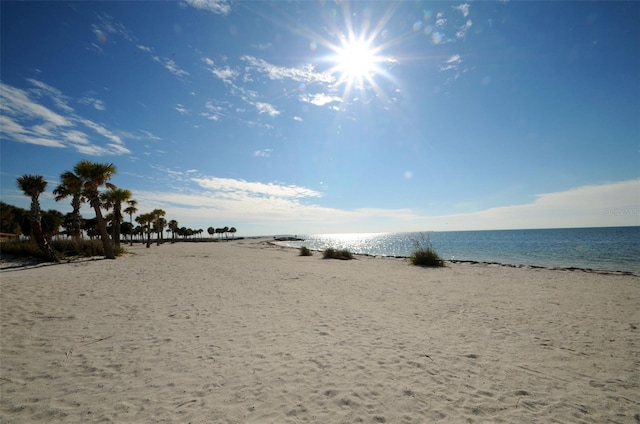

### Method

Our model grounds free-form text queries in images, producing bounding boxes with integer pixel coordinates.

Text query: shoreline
[269,241,639,277]
[1,238,637,276]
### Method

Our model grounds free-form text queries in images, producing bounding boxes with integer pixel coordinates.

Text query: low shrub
[409,234,444,267]
[1,239,124,261]
[299,246,313,256]
[0,239,43,259]
[323,247,354,260]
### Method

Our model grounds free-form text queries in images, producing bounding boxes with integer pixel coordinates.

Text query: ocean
[277,226,640,274]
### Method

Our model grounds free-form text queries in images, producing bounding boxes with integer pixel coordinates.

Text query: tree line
[3,159,238,261]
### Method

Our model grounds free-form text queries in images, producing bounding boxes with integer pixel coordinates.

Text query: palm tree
[124,200,138,246]
[168,220,179,243]
[102,187,131,247]
[207,227,215,238]
[151,209,166,246]
[135,213,153,248]
[73,160,117,259]
[53,170,84,241]
[16,174,58,262]
[42,209,65,241]
[229,227,237,239]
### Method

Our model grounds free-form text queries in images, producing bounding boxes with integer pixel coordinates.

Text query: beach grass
[409,234,444,267]
[323,247,354,260]
[299,246,313,256]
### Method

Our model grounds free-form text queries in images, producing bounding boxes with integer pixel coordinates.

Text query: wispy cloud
[92,13,189,80]
[0,80,131,155]
[441,54,462,71]
[202,57,238,84]
[300,93,343,107]
[193,176,322,199]
[453,3,470,18]
[252,43,272,51]
[1,81,72,127]
[253,149,273,158]
[241,55,334,84]
[456,19,473,39]
[202,100,226,121]
[254,102,280,117]
[79,93,106,111]
[175,104,190,115]
[184,0,232,15]
[137,44,153,53]
[154,57,190,78]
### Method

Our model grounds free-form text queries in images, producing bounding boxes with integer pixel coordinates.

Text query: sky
[1,1,639,236]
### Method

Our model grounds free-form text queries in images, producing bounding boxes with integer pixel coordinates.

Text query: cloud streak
[184,0,231,15]
[0,80,131,156]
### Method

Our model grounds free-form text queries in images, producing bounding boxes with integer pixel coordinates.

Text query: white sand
[1,239,638,423]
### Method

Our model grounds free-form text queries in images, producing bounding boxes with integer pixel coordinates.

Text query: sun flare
[335,39,377,82]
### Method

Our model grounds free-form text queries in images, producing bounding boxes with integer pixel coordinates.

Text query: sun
[329,34,388,93]
[335,38,377,83]
[305,3,400,104]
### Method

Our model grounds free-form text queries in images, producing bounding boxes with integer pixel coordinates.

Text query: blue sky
[1,1,638,236]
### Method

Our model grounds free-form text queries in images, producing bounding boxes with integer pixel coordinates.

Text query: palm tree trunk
[32,219,59,262]
[92,204,115,259]
[27,199,59,262]
[129,215,134,246]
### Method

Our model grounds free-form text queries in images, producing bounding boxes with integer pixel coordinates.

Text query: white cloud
[79,94,106,111]
[253,149,273,158]
[441,54,462,71]
[76,117,125,146]
[175,104,189,115]
[26,78,74,113]
[241,55,334,84]
[210,66,238,84]
[63,130,90,145]
[158,58,190,78]
[0,81,72,127]
[132,178,638,235]
[184,0,231,15]
[202,100,226,121]
[93,14,189,81]
[425,180,640,231]
[456,19,473,39]
[0,80,132,156]
[293,116,303,122]
[453,3,470,18]
[252,43,272,50]
[255,102,280,117]
[193,177,322,199]
[300,93,343,106]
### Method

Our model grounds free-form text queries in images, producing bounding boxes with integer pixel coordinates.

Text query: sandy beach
[1,239,638,423]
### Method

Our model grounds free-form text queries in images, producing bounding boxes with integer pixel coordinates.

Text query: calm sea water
[279,227,640,274]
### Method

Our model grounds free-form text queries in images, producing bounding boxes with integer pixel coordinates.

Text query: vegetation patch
[299,246,313,256]
[323,247,354,260]
[1,239,124,262]
[409,234,444,267]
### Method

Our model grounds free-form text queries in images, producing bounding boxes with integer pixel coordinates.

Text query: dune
[1,239,638,423]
